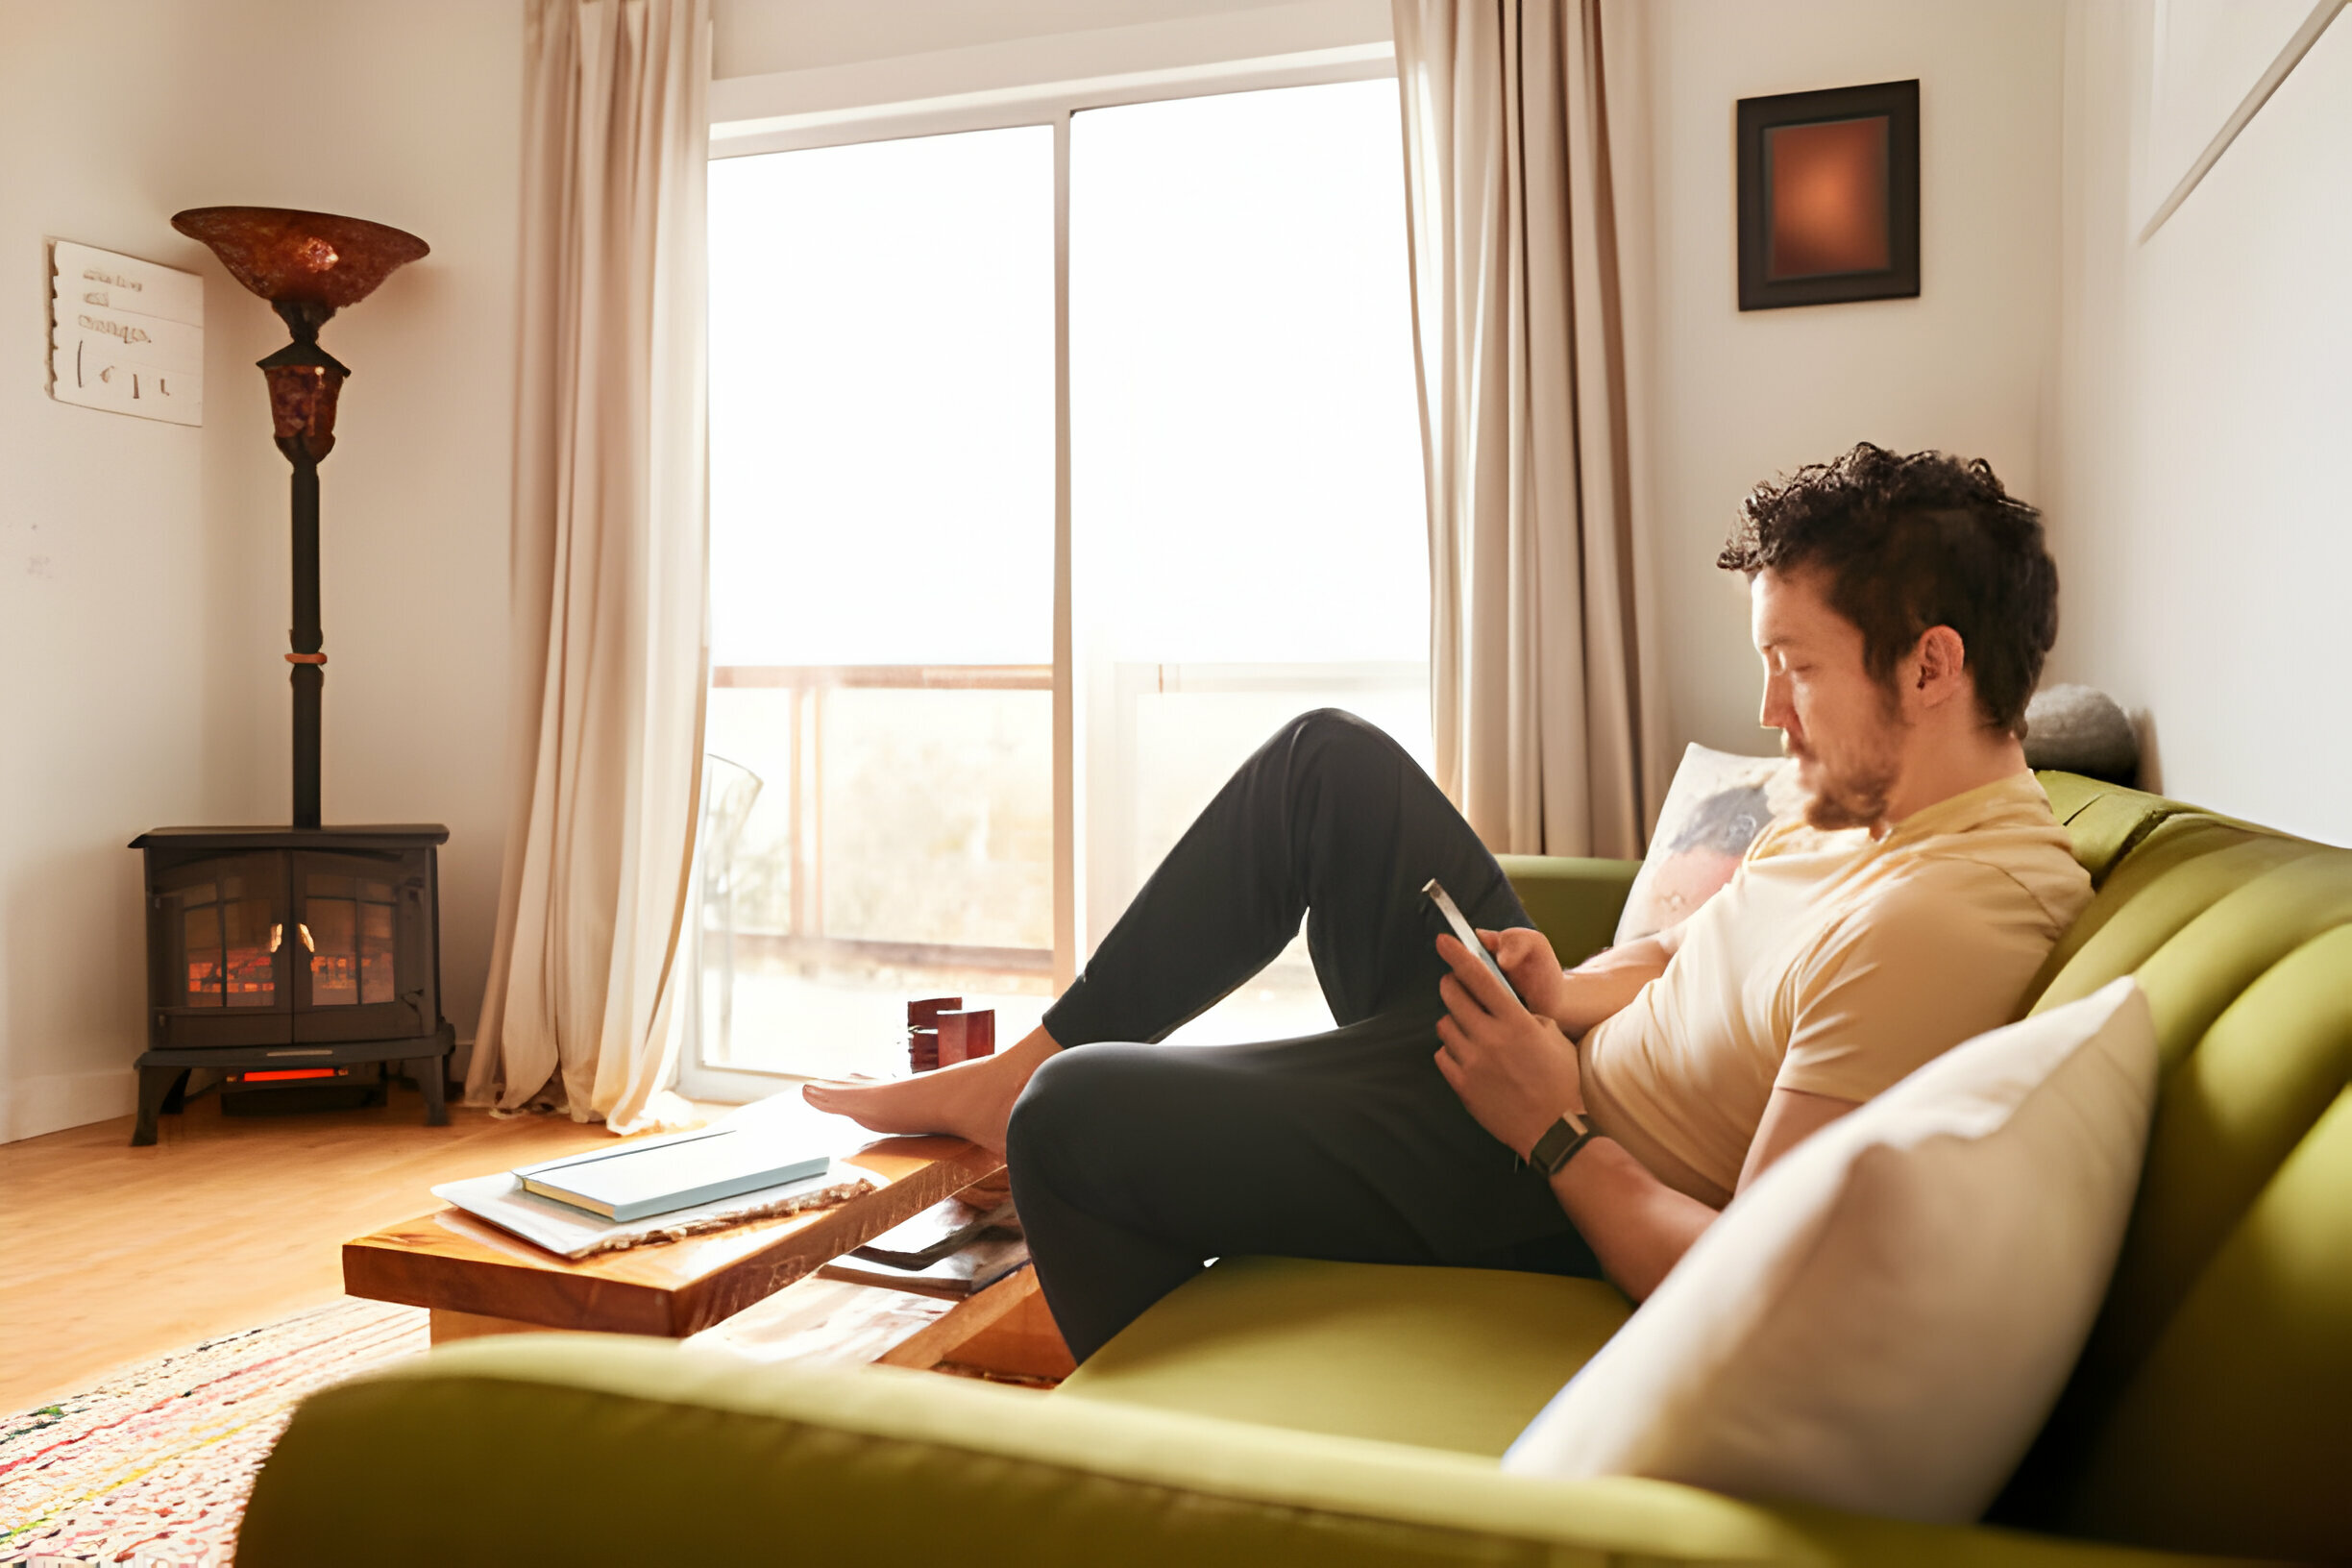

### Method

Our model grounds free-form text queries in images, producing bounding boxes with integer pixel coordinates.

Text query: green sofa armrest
[1498,853,1641,968]
[239,1337,2264,1567]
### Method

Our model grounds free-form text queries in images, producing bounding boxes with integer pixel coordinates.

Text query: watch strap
[1529,1111,1597,1176]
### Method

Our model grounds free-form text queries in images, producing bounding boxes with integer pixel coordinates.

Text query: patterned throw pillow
[1612,744,1803,946]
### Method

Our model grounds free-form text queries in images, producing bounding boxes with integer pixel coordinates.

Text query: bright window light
[709,127,1054,667]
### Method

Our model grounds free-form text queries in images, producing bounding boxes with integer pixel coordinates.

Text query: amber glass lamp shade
[169,207,429,313]
[171,206,426,464]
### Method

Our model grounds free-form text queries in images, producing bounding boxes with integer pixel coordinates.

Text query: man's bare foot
[802,1027,1061,1155]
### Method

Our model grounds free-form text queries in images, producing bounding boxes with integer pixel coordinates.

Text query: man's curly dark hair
[1717,443,2057,739]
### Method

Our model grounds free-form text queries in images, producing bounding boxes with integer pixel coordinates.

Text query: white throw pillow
[1613,744,1803,945]
[1503,977,2158,1524]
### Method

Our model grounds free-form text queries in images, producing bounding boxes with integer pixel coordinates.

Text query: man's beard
[1796,698,1906,832]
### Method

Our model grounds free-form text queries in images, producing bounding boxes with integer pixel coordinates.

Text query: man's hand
[1484,926,1570,1018]
[1432,931,1585,1161]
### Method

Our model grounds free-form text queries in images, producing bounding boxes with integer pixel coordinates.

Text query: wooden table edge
[343,1139,1005,1338]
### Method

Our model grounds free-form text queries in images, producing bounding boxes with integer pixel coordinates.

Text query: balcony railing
[698,659,1426,1072]
[706,664,1055,971]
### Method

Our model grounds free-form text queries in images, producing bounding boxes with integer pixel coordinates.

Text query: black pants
[1010,709,1601,1363]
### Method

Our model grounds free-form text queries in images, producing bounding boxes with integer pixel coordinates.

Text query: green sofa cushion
[2030,831,2317,1017]
[239,1335,2260,1568]
[1495,852,1638,966]
[2129,851,2352,1070]
[2088,923,2352,1393]
[1997,810,2352,1558]
[2064,1087,2352,1562]
[2035,775,2188,889]
[237,1335,1825,1568]
[2021,817,2274,1009]
[1057,1257,1633,1456]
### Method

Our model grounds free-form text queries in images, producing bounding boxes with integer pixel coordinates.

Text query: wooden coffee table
[344,1133,1003,1343]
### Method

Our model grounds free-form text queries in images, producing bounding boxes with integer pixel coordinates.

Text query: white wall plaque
[49,240,205,426]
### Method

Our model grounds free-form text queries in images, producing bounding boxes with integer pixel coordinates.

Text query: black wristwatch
[1528,1108,1598,1176]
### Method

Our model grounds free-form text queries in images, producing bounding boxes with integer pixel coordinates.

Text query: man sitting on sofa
[807,443,2095,1362]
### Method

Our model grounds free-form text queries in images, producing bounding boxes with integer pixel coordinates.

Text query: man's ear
[1912,625,1969,708]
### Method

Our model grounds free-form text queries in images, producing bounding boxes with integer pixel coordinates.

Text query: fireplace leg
[414,1057,449,1125]
[133,1067,188,1147]
[415,1023,453,1126]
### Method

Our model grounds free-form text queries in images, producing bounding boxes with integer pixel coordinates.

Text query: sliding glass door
[704,127,1057,1080]
[700,74,1427,1080]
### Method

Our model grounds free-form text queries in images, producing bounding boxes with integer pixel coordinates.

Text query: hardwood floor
[0,1084,662,1412]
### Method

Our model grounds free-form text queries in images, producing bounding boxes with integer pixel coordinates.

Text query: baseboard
[1,1067,138,1144]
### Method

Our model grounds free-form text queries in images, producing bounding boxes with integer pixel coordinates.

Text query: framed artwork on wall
[1736,79,1920,311]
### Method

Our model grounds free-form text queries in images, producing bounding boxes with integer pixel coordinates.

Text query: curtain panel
[468,0,711,1132]
[1393,0,1664,858]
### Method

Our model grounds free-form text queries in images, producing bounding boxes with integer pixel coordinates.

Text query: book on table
[821,1234,1030,1300]
[817,1192,1028,1299]
[514,1126,831,1222]
[851,1194,1018,1270]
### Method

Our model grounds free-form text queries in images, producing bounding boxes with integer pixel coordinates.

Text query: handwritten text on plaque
[50,240,205,427]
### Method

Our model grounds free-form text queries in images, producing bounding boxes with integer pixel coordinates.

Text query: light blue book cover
[514,1127,830,1222]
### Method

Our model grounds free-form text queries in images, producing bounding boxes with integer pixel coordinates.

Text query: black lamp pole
[168,206,427,831]
[260,297,349,830]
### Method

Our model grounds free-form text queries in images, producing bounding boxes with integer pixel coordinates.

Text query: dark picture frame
[1737,79,1919,311]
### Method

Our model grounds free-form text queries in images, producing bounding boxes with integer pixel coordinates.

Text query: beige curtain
[1393,0,1663,857]
[468,0,710,1133]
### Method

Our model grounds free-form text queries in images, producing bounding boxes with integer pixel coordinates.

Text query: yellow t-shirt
[1579,771,2093,1208]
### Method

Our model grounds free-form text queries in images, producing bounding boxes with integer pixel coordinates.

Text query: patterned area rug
[1,1299,427,1566]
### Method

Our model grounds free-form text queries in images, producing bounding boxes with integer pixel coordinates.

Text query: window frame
[684,44,1402,1103]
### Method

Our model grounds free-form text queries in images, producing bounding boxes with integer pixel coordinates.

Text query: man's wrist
[1528,1108,1599,1175]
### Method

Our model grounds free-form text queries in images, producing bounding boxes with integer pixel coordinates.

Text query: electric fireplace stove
[129,825,453,1144]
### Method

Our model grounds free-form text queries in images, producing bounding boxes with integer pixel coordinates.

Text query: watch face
[1534,1113,1595,1175]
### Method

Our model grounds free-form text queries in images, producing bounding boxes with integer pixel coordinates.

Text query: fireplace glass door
[291,850,429,1041]
[150,854,292,1047]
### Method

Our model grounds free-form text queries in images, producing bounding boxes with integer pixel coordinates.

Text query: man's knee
[1282,705,1379,748]
[1279,707,1411,778]
[1004,1049,1080,1176]
[1006,1045,1145,1188]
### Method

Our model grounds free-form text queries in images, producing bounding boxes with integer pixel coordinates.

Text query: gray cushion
[2024,685,2139,784]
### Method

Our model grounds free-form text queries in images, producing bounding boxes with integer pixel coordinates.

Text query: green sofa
[239,773,2350,1566]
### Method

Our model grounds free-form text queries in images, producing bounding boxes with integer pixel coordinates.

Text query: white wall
[714,0,1385,81]
[711,0,1393,135]
[2048,4,2352,844]
[0,0,522,1142]
[1638,0,2067,760]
